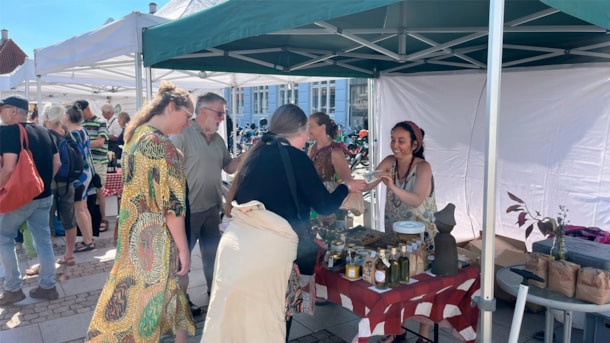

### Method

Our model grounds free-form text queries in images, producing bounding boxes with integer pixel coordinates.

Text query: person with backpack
[42,103,82,266]
[65,104,95,253]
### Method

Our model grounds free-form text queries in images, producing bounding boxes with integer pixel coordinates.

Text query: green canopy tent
[142,1,610,341]
[144,0,610,77]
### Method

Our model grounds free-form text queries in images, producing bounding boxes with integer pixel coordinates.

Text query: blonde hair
[123,81,192,142]
[42,102,65,125]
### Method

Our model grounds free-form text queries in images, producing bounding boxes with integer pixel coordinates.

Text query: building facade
[223,78,369,131]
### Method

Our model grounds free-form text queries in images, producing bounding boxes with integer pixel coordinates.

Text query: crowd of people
[0,95,128,305]
[0,81,438,343]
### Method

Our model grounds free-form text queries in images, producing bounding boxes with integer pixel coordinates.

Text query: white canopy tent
[376,63,610,246]
[30,3,337,112]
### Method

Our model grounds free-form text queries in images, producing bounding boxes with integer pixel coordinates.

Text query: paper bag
[575,267,610,305]
[547,260,580,297]
[524,252,549,288]
[340,192,365,216]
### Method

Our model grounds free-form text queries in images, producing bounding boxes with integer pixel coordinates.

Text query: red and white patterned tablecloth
[315,265,480,343]
[103,168,123,197]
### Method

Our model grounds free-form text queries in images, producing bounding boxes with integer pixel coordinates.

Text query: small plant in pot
[506,192,569,260]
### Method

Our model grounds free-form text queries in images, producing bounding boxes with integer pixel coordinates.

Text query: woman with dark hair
[204,104,365,343]
[307,111,354,225]
[363,120,438,343]
[86,81,195,343]
[308,112,353,187]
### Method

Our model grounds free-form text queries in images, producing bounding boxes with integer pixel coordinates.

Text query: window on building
[279,83,298,105]
[349,79,368,129]
[234,87,245,114]
[252,86,269,114]
[311,80,336,114]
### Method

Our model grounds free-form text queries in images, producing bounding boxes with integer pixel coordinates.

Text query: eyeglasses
[184,108,194,119]
[203,106,227,117]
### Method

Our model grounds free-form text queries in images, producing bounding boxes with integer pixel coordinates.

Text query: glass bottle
[374,248,390,290]
[550,225,568,260]
[399,244,410,284]
[389,247,400,287]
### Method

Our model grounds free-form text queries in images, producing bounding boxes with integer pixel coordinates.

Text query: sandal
[74,241,95,253]
[25,264,40,276]
[57,256,76,266]
[99,219,109,232]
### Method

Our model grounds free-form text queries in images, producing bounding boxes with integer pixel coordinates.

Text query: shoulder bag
[0,124,45,213]
[279,144,322,275]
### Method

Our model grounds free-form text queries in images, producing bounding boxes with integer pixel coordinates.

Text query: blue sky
[0,0,170,57]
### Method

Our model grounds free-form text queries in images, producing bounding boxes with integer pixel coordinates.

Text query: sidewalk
[0,216,585,342]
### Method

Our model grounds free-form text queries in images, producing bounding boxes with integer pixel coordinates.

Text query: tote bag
[0,124,44,213]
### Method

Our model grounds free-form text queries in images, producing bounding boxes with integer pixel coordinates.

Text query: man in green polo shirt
[75,100,110,233]
[172,92,244,311]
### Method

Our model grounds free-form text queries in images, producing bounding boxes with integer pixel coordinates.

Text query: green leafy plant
[506,192,569,239]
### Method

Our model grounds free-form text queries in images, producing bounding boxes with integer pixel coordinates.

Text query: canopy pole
[135,53,143,110]
[36,76,41,111]
[145,67,153,104]
[477,0,505,341]
[368,77,379,231]
[231,86,238,157]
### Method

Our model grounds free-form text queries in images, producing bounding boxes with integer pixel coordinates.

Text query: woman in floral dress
[86,82,195,343]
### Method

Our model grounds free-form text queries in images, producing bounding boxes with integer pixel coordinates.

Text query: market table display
[315,265,480,343]
[497,265,610,343]
[103,168,123,197]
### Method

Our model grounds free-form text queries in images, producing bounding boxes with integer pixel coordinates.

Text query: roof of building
[0,37,27,74]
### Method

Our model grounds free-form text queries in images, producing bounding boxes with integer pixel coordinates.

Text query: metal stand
[508,268,544,343]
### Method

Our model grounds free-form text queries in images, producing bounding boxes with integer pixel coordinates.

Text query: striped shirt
[82,115,109,164]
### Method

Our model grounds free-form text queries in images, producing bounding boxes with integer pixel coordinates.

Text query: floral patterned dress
[85,125,194,342]
[384,160,438,252]
[309,142,340,184]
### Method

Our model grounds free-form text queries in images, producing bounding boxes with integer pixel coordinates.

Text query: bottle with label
[362,250,376,284]
[399,244,410,284]
[374,248,390,290]
[389,247,400,287]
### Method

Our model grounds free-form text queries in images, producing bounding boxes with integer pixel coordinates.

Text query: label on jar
[374,270,386,283]
[346,265,360,279]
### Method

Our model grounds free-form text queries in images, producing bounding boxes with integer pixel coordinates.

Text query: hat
[74,100,89,111]
[0,95,29,112]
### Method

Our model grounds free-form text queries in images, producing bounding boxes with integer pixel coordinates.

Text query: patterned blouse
[384,159,438,252]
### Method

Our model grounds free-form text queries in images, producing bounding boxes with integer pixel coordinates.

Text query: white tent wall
[375,63,610,247]
[0,60,34,91]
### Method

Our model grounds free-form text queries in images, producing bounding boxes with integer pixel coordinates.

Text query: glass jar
[550,226,567,261]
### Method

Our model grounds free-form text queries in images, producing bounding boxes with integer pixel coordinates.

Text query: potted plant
[506,192,569,260]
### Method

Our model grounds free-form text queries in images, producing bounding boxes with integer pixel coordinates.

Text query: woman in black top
[228,104,364,236]
[224,104,365,341]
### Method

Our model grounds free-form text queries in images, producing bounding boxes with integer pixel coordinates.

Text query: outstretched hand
[345,179,367,192]
[380,174,394,188]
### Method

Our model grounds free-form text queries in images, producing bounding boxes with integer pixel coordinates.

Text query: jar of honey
[345,263,360,279]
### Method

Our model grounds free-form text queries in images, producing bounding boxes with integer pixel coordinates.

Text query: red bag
[0,124,44,213]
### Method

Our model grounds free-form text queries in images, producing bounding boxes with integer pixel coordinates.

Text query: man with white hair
[101,103,121,157]
[0,95,61,305]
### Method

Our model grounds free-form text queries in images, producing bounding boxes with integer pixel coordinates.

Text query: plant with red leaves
[506,192,569,239]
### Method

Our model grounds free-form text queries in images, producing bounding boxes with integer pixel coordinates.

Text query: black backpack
[54,131,84,183]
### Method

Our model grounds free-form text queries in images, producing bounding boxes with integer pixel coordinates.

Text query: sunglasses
[203,106,227,117]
